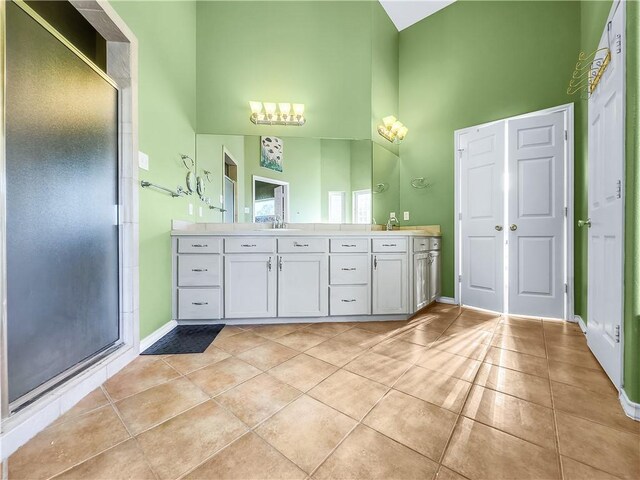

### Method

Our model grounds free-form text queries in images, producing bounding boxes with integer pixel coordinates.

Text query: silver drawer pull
[341,299,357,303]
[341,244,357,247]
[433,243,439,247]
[341,267,356,271]
[294,242,309,247]
[241,244,257,247]
[192,302,209,306]
[191,244,208,248]
[192,268,208,272]
[382,243,397,247]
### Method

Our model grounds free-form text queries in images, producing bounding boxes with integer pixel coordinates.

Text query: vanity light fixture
[378,115,409,144]
[249,101,306,126]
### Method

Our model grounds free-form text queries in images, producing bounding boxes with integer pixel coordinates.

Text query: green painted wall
[623,0,640,402]
[351,140,374,193]
[575,0,612,328]
[321,140,353,222]
[398,1,581,299]
[195,1,373,140]
[111,1,197,338]
[371,1,399,156]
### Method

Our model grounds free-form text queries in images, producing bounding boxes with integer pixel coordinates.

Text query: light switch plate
[220,195,224,205]
[138,151,149,170]
[244,207,250,214]
[198,206,203,217]
[188,203,193,215]
[404,211,410,221]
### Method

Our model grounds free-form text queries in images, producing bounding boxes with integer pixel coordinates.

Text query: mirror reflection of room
[195,135,373,224]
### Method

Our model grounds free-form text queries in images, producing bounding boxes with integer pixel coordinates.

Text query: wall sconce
[250,101,306,126]
[377,115,408,144]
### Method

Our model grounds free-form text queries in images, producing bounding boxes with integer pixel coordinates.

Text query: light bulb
[279,103,291,117]
[397,126,409,140]
[382,115,397,128]
[264,103,277,117]
[391,121,403,133]
[249,101,263,115]
[293,103,305,116]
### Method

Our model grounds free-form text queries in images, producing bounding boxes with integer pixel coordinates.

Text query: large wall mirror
[195,134,374,224]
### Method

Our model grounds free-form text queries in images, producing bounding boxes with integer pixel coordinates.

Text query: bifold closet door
[507,112,565,318]
[460,123,505,312]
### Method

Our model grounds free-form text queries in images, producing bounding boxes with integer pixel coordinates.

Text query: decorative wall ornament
[260,136,284,172]
[410,177,431,189]
[250,102,305,126]
[567,21,618,99]
[373,182,389,194]
[377,115,408,144]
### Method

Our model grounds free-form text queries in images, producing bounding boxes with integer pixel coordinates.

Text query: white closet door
[507,112,565,318]
[460,122,505,312]
[587,2,625,386]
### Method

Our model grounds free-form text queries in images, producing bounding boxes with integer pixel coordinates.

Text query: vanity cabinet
[428,251,442,302]
[277,254,328,317]
[372,253,408,314]
[414,252,430,311]
[224,254,276,318]
[172,232,440,323]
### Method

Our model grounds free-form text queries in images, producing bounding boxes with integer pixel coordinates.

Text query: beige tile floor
[5,303,640,480]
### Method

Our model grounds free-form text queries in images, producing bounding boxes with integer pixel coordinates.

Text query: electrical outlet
[188,203,193,215]
[244,207,250,214]
[138,151,149,170]
[220,195,224,205]
[404,211,410,221]
[198,206,203,217]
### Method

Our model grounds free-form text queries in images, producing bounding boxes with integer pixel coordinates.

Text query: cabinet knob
[495,225,503,231]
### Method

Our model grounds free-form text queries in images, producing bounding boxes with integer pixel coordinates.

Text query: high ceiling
[379,0,456,31]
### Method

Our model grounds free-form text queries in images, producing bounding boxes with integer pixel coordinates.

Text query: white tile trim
[619,388,640,421]
[140,320,177,352]
[436,296,457,305]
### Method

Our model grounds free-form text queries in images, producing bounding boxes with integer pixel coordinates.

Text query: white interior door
[274,185,287,221]
[587,2,625,386]
[460,123,505,312]
[507,112,565,318]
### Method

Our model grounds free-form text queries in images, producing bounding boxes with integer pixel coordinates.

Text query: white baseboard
[140,320,177,352]
[572,315,587,333]
[436,296,457,305]
[620,388,640,421]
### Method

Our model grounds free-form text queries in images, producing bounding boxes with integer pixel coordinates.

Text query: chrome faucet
[273,215,286,229]
[386,213,399,231]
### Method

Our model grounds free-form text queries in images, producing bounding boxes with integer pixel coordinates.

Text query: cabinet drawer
[330,285,370,316]
[225,237,275,253]
[178,288,222,319]
[413,237,430,252]
[278,237,328,253]
[372,237,407,253]
[177,236,222,254]
[330,255,369,285]
[429,237,441,251]
[330,238,368,253]
[178,255,221,286]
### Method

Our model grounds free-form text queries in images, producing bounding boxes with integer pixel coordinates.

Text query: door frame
[454,103,574,320]
[222,146,239,223]
[252,175,290,223]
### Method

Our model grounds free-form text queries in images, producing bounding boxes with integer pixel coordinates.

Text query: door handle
[510,224,518,231]
[268,257,272,271]
[373,256,377,269]
[578,218,592,228]
[279,257,283,271]
[495,225,503,231]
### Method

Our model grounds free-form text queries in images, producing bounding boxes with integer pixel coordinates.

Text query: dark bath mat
[141,325,225,355]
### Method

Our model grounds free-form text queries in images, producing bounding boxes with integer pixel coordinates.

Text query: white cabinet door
[372,253,408,315]
[429,252,441,302]
[224,254,276,318]
[413,253,430,312]
[278,254,328,317]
